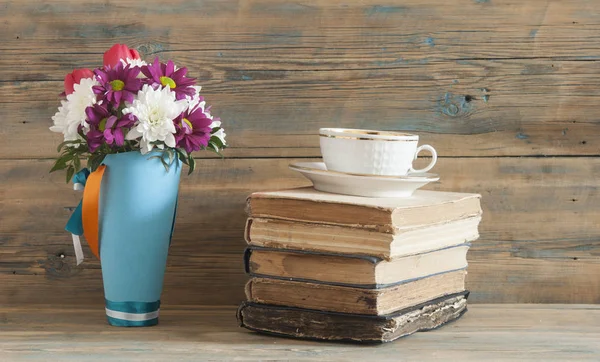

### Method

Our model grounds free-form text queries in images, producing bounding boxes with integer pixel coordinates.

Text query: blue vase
[98,151,181,327]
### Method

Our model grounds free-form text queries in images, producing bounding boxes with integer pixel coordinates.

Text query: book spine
[237,291,469,343]
[246,270,466,315]
[244,279,253,301]
[244,218,252,243]
[247,197,396,233]
[244,245,469,289]
[243,247,252,274]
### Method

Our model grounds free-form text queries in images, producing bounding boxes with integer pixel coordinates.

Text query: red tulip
[64,68,94,95]
[103,44,141,68]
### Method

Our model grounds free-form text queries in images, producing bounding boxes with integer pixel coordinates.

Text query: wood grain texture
[2,0,600,158]
[3,0,600,58]
[1,158,599,306]
[0,305,599,361]
[3,58,600,158]
[1,0,599,307]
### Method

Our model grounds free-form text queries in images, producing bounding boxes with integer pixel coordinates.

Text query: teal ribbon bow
[65,168,90,236]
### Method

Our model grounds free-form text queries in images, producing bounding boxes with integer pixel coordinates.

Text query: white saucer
[289,162,439,198]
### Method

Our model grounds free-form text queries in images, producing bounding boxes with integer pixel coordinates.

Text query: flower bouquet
[50,44,226,327]
[51,44,226,179]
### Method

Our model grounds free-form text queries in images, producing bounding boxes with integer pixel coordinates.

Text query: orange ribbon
[82,165,105,259]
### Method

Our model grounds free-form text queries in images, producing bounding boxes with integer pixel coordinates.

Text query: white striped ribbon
[72,182,85,265]
[105,308,160,321]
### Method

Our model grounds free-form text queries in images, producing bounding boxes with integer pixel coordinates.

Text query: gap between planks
[2,155,600,161]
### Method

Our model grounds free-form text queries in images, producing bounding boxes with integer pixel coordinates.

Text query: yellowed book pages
[245,269,466,315]
[246,215,481,260]
[246,244,470,287]
[237,292,469,343]
[246,187,481,232]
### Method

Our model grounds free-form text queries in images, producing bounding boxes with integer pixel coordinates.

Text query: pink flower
[64,69,94,95]
[103,44,141,68]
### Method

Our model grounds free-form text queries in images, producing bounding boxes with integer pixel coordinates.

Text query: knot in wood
[438,92,474,118]
[41,253,81,278]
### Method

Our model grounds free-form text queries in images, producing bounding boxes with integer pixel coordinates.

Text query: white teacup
[319,128,437,176]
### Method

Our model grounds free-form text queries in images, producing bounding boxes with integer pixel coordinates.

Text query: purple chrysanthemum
[84,103,138,150]
[142,57,196,100]
[104,113,137,146]
[85,103,115,152]
[93,62,142,106]
[173,105,212,153]
[85,128,105,153]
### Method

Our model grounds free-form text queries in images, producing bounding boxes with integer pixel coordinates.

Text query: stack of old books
[237,187,482,343]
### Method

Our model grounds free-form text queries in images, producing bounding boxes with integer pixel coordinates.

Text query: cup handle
[409,145,437,173]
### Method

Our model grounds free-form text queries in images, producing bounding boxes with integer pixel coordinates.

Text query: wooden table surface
[1,304,598,361]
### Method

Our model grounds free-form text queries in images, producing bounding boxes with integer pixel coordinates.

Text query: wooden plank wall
[1,0,599,307]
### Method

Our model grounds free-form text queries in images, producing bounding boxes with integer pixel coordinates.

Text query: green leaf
[74,157,81,172]
[50,153,73,173]
[176,148,189,165]
[65,166,75,184]
[88,153,106,172]
[160,151,169,168]
[56,140,81,153]
[210,136,225,149]
[208,141,222,153]
[161,157,170,173]
[188,156,196,175]
[87,155,96,172]
[166,149,175,166]
[177,148,189,159]
[205,142,225,158]
[212,149,225,158]
[50,158,68,173]
[176,148,188,157]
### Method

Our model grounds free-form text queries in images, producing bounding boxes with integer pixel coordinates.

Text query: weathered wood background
[1,0,599,307]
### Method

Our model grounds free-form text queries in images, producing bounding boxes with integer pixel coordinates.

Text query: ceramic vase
[98,151,181,327]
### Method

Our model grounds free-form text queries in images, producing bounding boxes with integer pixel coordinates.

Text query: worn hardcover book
[245,244,470,288]
[238,291,469,343]
[245,269,466,315]
[246,187,481,233]
[245,215,480,260]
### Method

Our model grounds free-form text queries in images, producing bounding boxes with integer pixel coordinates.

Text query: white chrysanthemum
[49,100,79,141]
[121,58,148,79]
[195,95,226,147]
[49,78,98,141]
[210,120,227,146]
[184,86,203,110]
[124,84,188,154]
[65,77,98,135]
[121,58,148,68]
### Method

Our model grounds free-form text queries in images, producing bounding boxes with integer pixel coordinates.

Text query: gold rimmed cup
[318,128,437,176]
[319,128,419,141]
